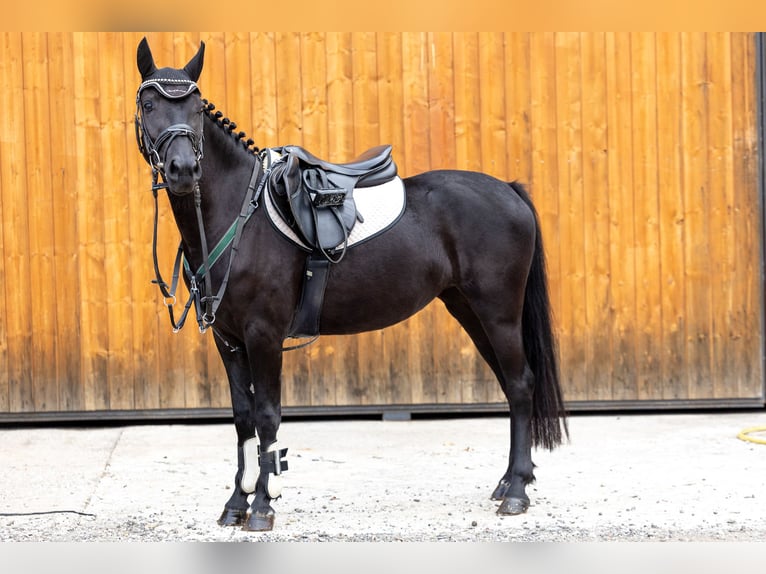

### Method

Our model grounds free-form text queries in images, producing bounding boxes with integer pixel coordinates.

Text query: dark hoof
[218,507,247,527]
[491,479,510,501]
[242,510,275,532]
[497,497,529,516]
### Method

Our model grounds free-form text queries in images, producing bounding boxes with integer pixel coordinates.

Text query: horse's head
[135,37,206,196]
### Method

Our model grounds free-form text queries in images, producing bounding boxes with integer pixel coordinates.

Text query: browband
[137,78,199,100]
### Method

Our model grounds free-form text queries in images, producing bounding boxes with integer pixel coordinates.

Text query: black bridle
[135,79,317,351]
[136,78,262,334]
[135,78,204,172]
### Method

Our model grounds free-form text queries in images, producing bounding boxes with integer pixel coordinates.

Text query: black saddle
[265,144,399,339]
[267,144,397,258]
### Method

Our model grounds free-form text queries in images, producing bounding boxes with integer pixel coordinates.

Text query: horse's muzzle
[165,154,202,196]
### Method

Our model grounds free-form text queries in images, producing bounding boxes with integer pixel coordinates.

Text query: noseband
[135,78,204,175]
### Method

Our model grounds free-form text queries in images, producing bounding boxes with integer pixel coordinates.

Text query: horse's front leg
[214,335,257,527]
[241,334,285,532]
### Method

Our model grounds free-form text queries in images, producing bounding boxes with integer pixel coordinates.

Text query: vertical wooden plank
[249,32,278,149]
[201,32,227,110]
[504,32,533,185]
[478,32,507,178]
[554,32,587,401]
[325,33,355,161]
[145,32,186,409]
[705,32,737,400]
[97,32,135,411]
[122,31,160,412]
[206,32,234,408]
[453,32,483,174]
[200,32,234,410]
[605,32,637,401]
[300,32,328,156]
[630,32,662,401]
[401,32,434,404]
[322,33,356,407]
[0,184,5,412]
[298,32,331,408]
[350,32,386,406]
[528,33,562,398]
[22,32,59,411]
[0,124,5,415]
[267,32,307,408]
[47,32,83,411]
[426,32,461,404]
[427,32,456,170]
[0,32,33,413]
[222,32,253,134]
[194,32,229,410]
[274,32,303,146]
[579,32,613,401]
[401,32,431,177]
[376,32,411,406]
[72,32,109,411]
[174,32,212,411]
[729,33,763,399]
[377,32,405,160]
[275,32,310,408]
[450,32,487,403]
[680,32,714,400]
[351,32,380,153]
[655,32,688,401]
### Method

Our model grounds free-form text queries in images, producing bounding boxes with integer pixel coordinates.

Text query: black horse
[134,38,567,532]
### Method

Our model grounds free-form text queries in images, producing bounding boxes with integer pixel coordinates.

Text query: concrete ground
[0,411,765,541]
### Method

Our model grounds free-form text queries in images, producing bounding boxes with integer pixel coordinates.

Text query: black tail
[509,181,569,449]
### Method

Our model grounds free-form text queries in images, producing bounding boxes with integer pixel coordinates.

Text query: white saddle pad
[264,176,406,251]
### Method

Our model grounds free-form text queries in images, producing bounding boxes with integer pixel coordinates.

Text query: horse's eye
[142,100,154,112]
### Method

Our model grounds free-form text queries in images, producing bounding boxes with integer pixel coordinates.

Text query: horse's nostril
[166,157,200,180]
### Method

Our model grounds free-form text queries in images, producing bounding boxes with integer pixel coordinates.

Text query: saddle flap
[280,154,356,252]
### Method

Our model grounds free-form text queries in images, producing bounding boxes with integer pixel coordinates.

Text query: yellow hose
[737,426,766,445]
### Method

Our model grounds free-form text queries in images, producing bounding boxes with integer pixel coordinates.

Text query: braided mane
[202,99,260,156]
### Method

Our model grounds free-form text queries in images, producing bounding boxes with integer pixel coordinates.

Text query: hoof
[218,507,247,527]
[242,510,275,532]
[497,497,529,516]
[491,479,510,501]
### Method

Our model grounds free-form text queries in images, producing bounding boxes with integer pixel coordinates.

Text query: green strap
[182,212,252,280]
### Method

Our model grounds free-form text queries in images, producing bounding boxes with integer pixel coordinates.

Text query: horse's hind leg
[440,287,535,515]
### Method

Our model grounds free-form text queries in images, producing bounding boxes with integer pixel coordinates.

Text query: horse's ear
[137,37,157,79]
[183,41,205,82]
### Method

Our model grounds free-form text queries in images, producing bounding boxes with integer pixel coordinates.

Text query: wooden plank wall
[0,32,762,418]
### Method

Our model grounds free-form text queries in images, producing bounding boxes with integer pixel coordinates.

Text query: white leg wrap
[265,442,283,499]
[240,437,259,494]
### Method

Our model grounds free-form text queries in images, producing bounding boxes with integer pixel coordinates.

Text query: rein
[150,158,265,333]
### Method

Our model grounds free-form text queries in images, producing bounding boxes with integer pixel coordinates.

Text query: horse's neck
[168,128,257,266]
